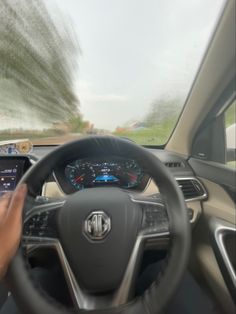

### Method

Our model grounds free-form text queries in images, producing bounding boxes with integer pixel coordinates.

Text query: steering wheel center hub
[84,210,111,241]
[57,187,141,293]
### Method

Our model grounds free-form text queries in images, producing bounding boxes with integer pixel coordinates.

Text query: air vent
[176,178,207,201]
[165,161,185,168]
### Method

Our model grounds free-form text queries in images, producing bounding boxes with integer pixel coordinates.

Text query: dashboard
[0,145,207,208]
[55,156,150,194]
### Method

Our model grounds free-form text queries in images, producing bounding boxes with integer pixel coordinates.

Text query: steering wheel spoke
[131,194,170,249]
[24,234,139,311]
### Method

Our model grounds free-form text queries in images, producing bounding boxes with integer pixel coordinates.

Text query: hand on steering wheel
[0,184,27,279]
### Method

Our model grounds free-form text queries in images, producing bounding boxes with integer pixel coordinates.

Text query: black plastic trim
[189,158,236,195]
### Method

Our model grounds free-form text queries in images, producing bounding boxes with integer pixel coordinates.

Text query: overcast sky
[4,0,225,131]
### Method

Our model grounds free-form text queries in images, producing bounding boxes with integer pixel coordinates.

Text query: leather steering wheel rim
[6,136,191,314]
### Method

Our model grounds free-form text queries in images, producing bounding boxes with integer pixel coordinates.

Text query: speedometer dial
[65,162,96,190]
[122,159,143,188]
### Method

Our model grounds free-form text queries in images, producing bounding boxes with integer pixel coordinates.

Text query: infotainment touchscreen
[0,158,31,196]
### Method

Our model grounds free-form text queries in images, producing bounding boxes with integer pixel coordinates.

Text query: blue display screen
[95,174,119,182]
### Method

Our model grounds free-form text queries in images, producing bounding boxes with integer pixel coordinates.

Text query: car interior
[0,0,235,314]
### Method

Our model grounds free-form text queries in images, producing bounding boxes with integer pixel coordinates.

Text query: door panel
[191,177,235,314]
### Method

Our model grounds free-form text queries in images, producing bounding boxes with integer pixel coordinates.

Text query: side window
[225,100,236,168]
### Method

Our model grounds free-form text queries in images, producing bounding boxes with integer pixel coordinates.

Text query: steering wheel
[6,136,190,314]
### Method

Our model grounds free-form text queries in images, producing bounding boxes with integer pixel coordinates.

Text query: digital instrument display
[65,157,144,191]
[0,157,31,196]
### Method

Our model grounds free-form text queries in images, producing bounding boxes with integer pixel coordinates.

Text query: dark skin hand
[0,184,27,279]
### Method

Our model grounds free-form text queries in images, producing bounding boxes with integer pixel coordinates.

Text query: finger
[0,192,13,222]
[6,184,27,225]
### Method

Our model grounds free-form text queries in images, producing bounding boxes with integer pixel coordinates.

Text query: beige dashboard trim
[42,182,64,198]
[199,177,235,223]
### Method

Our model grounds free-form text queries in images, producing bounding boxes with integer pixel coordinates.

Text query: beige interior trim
[199,177,235,223]
[166,0,236,156]
[143,179,159,194]
[42,182,64,198]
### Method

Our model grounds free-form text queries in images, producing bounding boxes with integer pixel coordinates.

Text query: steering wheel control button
[84,211,111,241]
[141,203,169,235]
[23,210,57,238]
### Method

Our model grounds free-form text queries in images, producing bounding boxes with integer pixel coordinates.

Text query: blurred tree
[67,115,90,133]
[0,0,81,124]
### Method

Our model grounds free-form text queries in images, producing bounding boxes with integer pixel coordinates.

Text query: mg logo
[84,211,111,240]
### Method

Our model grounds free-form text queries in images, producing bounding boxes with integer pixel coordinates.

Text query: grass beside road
[113,122,174,145]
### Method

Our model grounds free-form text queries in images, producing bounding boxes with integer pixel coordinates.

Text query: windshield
[0,0,224,146]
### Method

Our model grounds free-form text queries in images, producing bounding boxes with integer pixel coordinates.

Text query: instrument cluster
[55,156,149,194]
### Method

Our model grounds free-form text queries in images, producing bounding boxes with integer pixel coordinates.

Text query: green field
[227,161,236,169]
[114,120,175,145]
